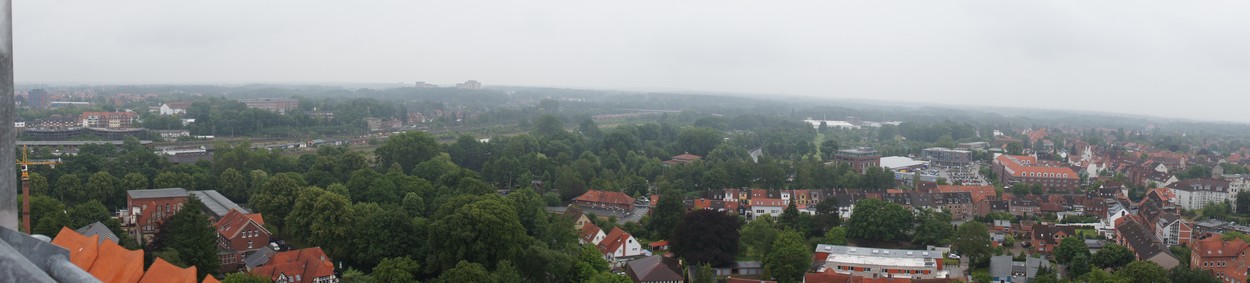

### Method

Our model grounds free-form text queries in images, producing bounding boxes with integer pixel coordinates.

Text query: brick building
[215,209,270,273]
[79,112,138,128]
[121,188,190,242]
[834,147,881,174]
[573,190,636,211]
[1192,236,1250,283]
[993,155,1080,192]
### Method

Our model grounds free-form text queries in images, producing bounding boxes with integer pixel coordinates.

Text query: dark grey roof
[625,255,684,282]
[75,222,119,245]
[244,247,278,269]
[1167,179,1231,193]
[1117,219,1167,259]
[989,255,1013,279]
[191,190,246,218]
[127,188,189,199]
[1024,257,1050,278]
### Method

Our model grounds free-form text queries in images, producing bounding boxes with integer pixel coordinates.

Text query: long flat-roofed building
[812,244,948,280]
[922,147,973,166]
[992,154,1079,192]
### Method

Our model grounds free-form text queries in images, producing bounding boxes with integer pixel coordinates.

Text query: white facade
[605,236,643,259]
[1171,182,1230,211]
[159,104,187,115]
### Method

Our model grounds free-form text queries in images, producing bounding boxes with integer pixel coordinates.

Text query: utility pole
[0,0,17,230]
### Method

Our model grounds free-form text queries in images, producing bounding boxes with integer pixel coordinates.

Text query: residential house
[1191,236,1250,283]
[574,190,636,211]
[1152,212,1193,247]
[750,198,786,220]
[1009,198,1040,218]
[598,227,644,263]
[625,255,685,283]
[121,188,190,242]
[79,111,139,128]
[215,209,270,273]
[990,255,1050,283]
[580,222,607,245]
[976,199,1010,217]
[936,185,997,204]
[940,192,974,220]
[565,205,593,230]
[1115,218,1180,269]
[1029,224,1077,254]
[249,247,337,283]
[1167,179,1231,211]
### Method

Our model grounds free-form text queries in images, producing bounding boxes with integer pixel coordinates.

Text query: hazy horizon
[16,1,1250,123]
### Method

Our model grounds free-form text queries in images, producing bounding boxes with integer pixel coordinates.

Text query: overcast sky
[15,1,1250,122]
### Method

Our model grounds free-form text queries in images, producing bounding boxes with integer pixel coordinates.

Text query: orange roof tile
[202,276,222,283]
[580,222,603,243]
[214,208,268,239]
[51,227,100,271]
[598,227,633,255]
[251,247,336,283]
[90,239,146,283]
[936,185,997,203]
[996,155,1078,179]
[574,190,635,206]
[750,198,785,207]
[139,258,198,283]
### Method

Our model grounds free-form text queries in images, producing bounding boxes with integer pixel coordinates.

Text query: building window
[248,240,253,249]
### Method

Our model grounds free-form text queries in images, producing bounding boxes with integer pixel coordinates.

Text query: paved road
[547,205,651,224]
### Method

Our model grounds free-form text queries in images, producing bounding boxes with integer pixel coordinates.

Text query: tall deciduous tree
[912,209,955,245]
[121,173,148,192]
[672,210,741,267]
[1092,243,1134,269]
[372,256,422,283]
[435,261,495,283]
[56,174,84,205]
[148,196,219,279]
[845,198,913,242]
[741,215,781,259]
[764,230,811,283]
[27,172,49,196]
[1055,236,1090,264]
[953,221,992,267]
[1116,261,1170,283]
[251,173,304,228]
[220,168,247,202]
[375,131,441,173]
[647,189,686,240]
[427,196,528,272]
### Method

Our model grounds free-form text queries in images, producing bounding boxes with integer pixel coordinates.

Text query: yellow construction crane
[17,145,61,234]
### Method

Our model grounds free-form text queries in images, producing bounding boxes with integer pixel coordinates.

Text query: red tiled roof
[694,198,713,210]
[139,257,198,283]
[598,227,633,255]
[728,277,778,283]
[575,190,635,206]
[580,222,603,243]
[250,247,336,283]
[214,208,268,240]
[750,198,785,207]
[936,185,996,203]
[996,155,1078,179]
[672,153,702,161]
[1194,236,1249,259]
[649,240,669,248]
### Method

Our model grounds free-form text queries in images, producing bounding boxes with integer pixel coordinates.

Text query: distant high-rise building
[834,147,881,175]
[414,81,437,88]
[27,89,50,108]
[455,80,482,90]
